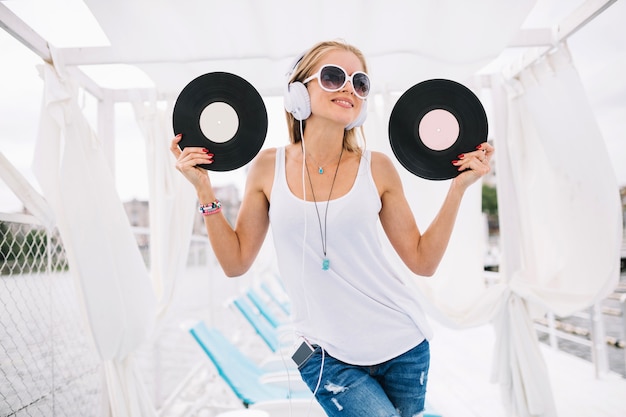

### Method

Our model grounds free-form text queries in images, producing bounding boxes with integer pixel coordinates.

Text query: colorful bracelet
[199,200,222,216]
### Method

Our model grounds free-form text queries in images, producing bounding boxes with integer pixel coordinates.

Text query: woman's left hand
[451,141,494,189]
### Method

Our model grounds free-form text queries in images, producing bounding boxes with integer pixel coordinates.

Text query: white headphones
[283,52,367,129]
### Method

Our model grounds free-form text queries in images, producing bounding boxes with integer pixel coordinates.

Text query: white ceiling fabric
[71,0,536,97]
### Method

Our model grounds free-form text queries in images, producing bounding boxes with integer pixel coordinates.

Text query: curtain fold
[501,45,622,316]
[32,61,158,417]
[130,97,197,321]
[491,43,621,417]
[491,292,556,417]
[384,43,622,417]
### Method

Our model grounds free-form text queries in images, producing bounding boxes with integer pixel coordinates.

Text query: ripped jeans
[298,340,429,417]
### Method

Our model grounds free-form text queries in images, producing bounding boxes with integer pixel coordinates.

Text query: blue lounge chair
[246,288,287,328]
[189,321,311,407]
[259,282,291,315]
[232,296,283,353]
[190,321,442,417]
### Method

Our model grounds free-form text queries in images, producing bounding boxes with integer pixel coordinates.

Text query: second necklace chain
[304,145,344,271]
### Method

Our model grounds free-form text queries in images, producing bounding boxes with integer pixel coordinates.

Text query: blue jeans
[297,340,430,417]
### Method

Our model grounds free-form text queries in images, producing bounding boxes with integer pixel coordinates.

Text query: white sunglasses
[303,64,371,99]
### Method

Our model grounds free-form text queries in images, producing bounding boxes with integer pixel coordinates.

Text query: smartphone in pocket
[292,340,315,367]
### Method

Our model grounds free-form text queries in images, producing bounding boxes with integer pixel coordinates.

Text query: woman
[171,40,493,417]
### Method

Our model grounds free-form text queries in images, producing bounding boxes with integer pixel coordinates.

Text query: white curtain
[500,44,622,315]
[130,96,197,320]
[32,61,158,417]
[377,43,622,417]
[489,44,622,416]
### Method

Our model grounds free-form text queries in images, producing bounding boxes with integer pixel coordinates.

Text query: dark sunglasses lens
[320,66,346,90]
[353,73,370,97]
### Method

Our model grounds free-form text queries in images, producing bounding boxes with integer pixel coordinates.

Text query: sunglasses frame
[303,64,370,99]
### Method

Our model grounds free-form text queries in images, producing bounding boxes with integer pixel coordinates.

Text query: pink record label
[418,109,459,151]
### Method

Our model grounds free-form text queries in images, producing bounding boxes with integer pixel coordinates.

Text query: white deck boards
[427,320,626,417]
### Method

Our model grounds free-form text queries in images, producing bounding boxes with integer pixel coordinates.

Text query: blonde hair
[285,40,368,154]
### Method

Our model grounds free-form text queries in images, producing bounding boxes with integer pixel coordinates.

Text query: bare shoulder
[370,150,396,171]
[251,147,277,171]
[245,148,277,194]
[369,150,402,195]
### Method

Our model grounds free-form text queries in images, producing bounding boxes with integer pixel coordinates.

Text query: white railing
[484,270,626,378]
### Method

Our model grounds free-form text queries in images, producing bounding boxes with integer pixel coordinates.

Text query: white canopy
[2,1,624,181]
[0,1,623,97]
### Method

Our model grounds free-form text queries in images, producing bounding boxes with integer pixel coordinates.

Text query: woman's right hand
[170,134,214,189]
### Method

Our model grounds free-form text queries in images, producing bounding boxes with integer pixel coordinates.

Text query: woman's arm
[375,142,494,276]
[171,134,273,277]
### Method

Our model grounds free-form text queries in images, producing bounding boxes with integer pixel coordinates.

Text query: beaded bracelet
[199,200,222,216]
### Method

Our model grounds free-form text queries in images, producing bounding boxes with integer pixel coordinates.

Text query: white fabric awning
[2,0,622,99]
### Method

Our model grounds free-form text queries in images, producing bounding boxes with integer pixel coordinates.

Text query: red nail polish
[476,144,482,150]
[458,154,464,159]
[202,148,209,153]
[207,153,214,157]
[452,160,459,164]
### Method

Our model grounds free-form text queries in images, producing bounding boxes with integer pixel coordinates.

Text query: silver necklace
[306,152,340,175]
[304,146,344,270]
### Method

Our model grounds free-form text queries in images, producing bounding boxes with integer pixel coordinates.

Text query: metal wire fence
[1,213,102,417]
[1,213,217,417]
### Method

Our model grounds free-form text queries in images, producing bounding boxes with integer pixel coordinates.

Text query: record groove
[173,72,268,171]
[389,79,488,180]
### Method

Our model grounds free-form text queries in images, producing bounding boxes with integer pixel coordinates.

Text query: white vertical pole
[546,311,558,349]
[589,302,609,378]
[619,294,626,376]
[98,90,116,177]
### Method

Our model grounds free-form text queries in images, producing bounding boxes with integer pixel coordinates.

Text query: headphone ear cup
[284,81,311,121]
[345,99,368,130]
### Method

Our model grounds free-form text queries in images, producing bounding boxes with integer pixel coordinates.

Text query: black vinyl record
[388,79,488,180]
[172,72,268,171]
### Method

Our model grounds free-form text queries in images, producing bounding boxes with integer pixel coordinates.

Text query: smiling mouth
[332,98,354,108]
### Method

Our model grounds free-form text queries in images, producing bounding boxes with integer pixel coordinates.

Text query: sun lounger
[232,296,285,353]
[190,321,442,416]
[246,288,288,328]
[189,321,311,407]
[259,282,291,316]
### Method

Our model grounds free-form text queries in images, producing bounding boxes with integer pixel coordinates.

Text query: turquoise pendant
[322,258,330,270]
[318,167,324,174]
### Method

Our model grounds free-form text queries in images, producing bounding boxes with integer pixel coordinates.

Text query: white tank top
[268,146,432,365]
